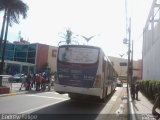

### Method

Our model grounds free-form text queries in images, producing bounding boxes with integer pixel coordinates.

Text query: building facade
[1,40,142,79]
[0,41,57,75]
[143,0,160,80]
[109,56,142,80]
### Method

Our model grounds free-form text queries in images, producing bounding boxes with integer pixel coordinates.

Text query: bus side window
[107,62,111,80]
[108,64,114,80]
[103,60,106,72]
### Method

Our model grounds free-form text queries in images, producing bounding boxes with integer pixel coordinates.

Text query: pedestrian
[41,74,46,91]
[135,82,140,100]
[35,74,41,91]
[19,74,27,90]
[31,73,36,88]
[152,93,160,120]
[131,84,135,100]
[25,74,31,90]
[53,71,57,81]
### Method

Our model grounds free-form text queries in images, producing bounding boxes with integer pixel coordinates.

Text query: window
[5,50,14,60]
[6,44,15,50]
[28,52,36,58]
[27,58,35,64]
[28,44,36,51]
[15,45,28,52]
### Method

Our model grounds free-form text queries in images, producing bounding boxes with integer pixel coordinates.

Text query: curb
[0,92,19,97]
[0,91,28,97]
[128,85,137,120]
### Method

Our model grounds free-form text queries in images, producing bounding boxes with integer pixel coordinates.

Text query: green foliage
[138,80,160,103]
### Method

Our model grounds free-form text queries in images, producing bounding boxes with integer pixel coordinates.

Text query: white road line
[19,100,66,114]
[43,91,68,96]
[53,92,59,95]
[63,94,68,96]
[26,94,69,100]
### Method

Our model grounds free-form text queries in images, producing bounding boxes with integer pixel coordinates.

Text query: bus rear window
[58,47,99,64]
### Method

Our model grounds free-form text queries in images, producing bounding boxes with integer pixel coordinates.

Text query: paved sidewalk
[131,91,160,120]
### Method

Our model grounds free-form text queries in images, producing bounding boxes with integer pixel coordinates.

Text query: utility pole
[131,40,133,85]
[127,18,131,87]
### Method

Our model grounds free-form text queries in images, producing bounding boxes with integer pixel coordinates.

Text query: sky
[0,0,153,60]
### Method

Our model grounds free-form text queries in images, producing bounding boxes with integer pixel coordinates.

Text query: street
[0,84,128,120]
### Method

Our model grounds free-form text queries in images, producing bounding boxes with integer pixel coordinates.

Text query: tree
[58,28,79,46]
[0,0,29,86]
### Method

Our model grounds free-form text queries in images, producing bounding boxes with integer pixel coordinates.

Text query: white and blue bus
[54,45,118,102]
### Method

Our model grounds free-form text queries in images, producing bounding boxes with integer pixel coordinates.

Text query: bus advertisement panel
[57,46,99,88]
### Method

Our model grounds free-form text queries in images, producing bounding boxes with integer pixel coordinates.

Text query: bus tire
[69,94,78,100]
[99,88,107,103]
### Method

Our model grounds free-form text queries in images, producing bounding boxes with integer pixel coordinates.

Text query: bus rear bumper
[54,83,103,98]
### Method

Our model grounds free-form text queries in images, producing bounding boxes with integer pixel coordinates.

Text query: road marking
[26,94,69,100]
[53,93,68,96]
[43,91,68,96]
[19,100,66,114]
[45,91,68,96]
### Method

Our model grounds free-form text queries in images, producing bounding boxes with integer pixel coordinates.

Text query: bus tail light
[93,75,101,87]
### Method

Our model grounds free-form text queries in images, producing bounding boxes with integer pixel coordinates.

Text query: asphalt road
[0,85,128,120]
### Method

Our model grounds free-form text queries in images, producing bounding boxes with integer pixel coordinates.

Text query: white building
[143,0,160,80]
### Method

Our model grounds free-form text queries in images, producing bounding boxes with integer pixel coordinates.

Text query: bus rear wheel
[99,88,107,103]
[69,93,79,100]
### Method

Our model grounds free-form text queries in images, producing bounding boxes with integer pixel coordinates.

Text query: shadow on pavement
[21,91,116,120]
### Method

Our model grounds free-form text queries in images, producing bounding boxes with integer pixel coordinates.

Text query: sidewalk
[0,83,54,97]
[130,91,160,120]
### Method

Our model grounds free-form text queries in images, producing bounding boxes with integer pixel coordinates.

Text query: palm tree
[0,0,29,86]
[0,0,7,58]
[58,28,79,46]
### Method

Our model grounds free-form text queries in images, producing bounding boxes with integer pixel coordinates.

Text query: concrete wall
[36,44,49,71]
[108,56,128,77]
[47,46,57,73]
[108,56,142,79]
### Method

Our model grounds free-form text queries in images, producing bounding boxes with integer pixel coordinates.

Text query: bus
[54,45,118,102]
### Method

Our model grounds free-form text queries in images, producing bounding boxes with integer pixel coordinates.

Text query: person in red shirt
[35,74,41,91]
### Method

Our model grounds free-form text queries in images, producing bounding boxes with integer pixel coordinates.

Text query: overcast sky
[0,0,153,60]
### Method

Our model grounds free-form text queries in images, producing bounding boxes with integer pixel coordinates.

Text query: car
[10,73,26,83]
[117,80,123,87]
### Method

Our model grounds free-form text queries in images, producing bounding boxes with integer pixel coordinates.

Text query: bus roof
[59,45,100,50]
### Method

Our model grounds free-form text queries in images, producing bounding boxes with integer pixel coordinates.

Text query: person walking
[25,74,31,90]
[19,74,27,90]
[131,84,135,100]
[35,74,41,91]
[31,73,36,89]
[135,82,140,100]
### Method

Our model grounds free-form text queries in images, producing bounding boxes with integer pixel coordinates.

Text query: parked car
[10,73,26,83]
[117,80,123,87]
